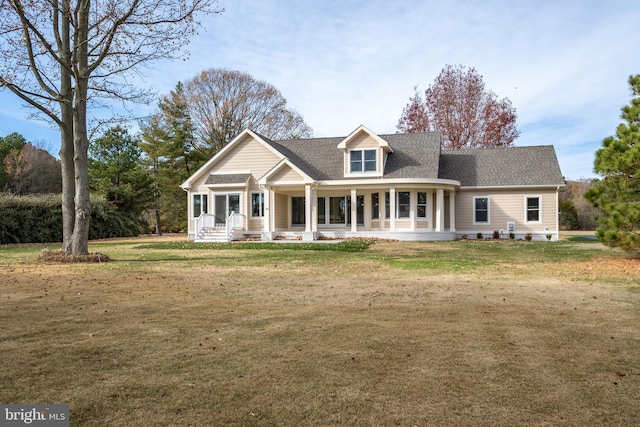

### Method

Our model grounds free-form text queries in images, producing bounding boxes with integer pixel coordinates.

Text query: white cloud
[1,0,639,179]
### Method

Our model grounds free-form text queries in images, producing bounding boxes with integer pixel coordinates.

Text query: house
[181,125,565,242]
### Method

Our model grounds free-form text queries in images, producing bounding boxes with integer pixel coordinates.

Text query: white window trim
[396,191,411,219]
[346,148,380,176]
[525,195,543,224]
[192,193,208,218]
[473,196,490,225]
[417,191,428,219]
[250,192,264,218]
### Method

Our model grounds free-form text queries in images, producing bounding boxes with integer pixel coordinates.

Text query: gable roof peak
[337,124,394,153]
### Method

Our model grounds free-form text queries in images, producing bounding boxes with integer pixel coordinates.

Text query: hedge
[0,193,142,244]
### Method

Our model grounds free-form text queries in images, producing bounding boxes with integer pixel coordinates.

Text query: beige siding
[270,165,305,182]
[343,132,383,175]
[187,134,282,236]
[348,132,381,150]
[455,189,558,235]
[215,134,281,176]
[274,193,288,229]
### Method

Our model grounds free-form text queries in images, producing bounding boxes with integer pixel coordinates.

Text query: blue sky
[1,0,639,180]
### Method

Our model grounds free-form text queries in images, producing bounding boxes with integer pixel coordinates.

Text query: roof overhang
[258,158,315,186]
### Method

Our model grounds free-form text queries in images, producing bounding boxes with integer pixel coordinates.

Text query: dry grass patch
[1,239,639,426]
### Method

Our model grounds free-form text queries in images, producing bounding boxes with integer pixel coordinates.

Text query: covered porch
[260,181,459,242]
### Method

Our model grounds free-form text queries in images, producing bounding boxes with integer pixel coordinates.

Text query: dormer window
[350,149,377,173]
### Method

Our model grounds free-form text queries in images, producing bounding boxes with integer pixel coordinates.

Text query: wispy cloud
[1,0,638,179]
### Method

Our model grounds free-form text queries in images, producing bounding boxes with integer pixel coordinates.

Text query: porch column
[427,190,433,231]
[305,184,312,233]
[435,188,444,232]
[263,186,271,233]
[351,188,357,233]
[302,184,316,241]
[449,191,456,232]
[390,187,396,231]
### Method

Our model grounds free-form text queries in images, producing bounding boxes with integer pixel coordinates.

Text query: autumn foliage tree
[397,65,520,150]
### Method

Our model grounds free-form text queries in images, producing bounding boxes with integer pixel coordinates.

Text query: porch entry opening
[214,193,240,225]
[315,195,364,227]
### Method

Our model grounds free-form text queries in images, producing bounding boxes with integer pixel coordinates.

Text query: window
[474,197,489,224]
[291,197,305,226]
[329,196,346,224]
[417,192,427,218]
[317,197,326,224]
[371,193,379,219]
[350,149,376,173]
[251,193,264,217]
[385,192,390,219]
[193,194,208,218]
[526,196,541,223]
[397,192,410,218]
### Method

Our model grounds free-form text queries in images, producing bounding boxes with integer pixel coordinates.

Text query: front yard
[1,237,639,426]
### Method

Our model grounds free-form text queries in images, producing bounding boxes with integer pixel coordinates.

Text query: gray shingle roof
[438,146,565,186]
[204,173,251,185]
[262,132,442,180]
[256,131,564,187]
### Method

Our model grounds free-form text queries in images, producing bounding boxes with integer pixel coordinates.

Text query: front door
[214,193,241,226]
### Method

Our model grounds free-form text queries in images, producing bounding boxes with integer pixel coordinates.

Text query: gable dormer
[337,125,394,178]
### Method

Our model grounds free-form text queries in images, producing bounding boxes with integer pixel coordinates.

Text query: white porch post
[390,187,396,231]
[427,190,433,231]
[305,184,312,233]
[351,188,357,233]
[261,186,274,241]
[436,188,444,232]
[303,184,316,241]
[449,191,456,232]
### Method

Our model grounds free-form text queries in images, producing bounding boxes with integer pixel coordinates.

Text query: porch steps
[196,227,229,242]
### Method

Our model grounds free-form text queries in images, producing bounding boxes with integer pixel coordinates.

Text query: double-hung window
[371,193,379,219]
[526,196,541,223]
[397,192,410,218]
[251,192,264,218]
[193,194,208,218]
[474,197,489,224]
[417,192,427,218]
[350,149,376,173]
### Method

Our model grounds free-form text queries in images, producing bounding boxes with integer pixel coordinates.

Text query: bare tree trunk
[155,209,162,236]
[59,0,75,254]
[70,0,91,256]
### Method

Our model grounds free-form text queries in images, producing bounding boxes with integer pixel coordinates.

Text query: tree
[397,65,520,150]
[585,74,640,252]
[559,179,600,230]
[4,143,62,195]
[89,126,153,217]
[0,132,27,190]
[0,1,221,255]
[140,83,201,233]
[182,69,313,155]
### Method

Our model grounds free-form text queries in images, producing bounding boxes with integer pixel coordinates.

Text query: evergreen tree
[585,74,640,252]
[89,126,154,218]
[140,83,199,232]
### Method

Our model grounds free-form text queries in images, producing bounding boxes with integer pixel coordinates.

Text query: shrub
[477,232,483,240]
[492,230,500,239]
[546,234,552,241]
[509,232,515,240]
[525,233,533,241]
[0,193,142,244]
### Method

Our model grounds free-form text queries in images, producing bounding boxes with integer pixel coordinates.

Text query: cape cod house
[181,125,565,242]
